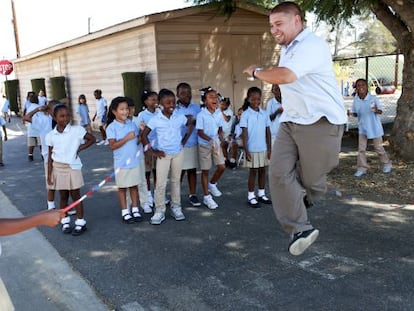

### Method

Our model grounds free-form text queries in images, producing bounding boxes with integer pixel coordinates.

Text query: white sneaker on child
[150,212,165,225]
[142,202,153,214]
[208,183,222,197]
[170,205,185,221]
[203,195,218,210]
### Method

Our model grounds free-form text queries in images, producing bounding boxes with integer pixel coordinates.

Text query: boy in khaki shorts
[196,87,226,210]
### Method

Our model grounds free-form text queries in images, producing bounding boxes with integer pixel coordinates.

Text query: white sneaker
[96,140,105,146]
[203,194,218,210]
[170,205,185,221]
[208,183,222,197]
[103,139,109,145]
[150,212,165,225]
[354,169,366,177]
[142,202,153,214]
[383,163,392,173]
[147,192,154,207]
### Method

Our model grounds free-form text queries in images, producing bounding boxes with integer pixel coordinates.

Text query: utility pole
[11,0,21,58]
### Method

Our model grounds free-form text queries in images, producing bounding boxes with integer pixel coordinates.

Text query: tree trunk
[389,48,414,162]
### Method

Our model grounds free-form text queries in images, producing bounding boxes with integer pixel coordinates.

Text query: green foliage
[356,19,397,55]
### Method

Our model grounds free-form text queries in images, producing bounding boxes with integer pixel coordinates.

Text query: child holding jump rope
[46,104,96,236]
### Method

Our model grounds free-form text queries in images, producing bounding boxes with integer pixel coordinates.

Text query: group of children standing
[10,76,393,235]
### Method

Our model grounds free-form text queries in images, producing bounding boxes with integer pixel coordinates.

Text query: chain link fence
[334,53,402,129]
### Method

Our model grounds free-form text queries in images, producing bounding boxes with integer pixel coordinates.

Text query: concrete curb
[0,190,110,311]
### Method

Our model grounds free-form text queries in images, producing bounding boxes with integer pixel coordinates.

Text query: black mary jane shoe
[122,213,135,224]
[258,195,272,205]
[72,225,87,236]
[248,197,261,208]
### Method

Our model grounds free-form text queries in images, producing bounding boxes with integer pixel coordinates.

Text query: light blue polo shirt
[105,119,141,169]
[196,108,223,145]
[175,102,201,147]
[278,27,347,125]
[136,109,159,143]
[351,93,384,139]
[147,111,187,155]
[239,107,270,152]
[266,97,282,138]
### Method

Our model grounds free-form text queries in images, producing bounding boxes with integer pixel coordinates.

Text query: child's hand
[3,134,7,141]
[152,150,166,159]
[245,151,251,162]
[139,122,145,131]
[47,175,53,186]
[41,209,65,227]
[126,131,136,141]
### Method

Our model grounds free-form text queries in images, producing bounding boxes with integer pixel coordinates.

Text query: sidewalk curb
[0,190,110,311]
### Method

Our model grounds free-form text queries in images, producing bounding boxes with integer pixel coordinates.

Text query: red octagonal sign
[0,60,13,75]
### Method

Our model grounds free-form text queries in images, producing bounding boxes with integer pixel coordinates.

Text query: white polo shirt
[278,27,347,125]
[45,124,86,169]
[95,97,107,118]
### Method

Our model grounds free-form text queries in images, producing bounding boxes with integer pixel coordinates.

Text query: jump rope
[62,143,151,213]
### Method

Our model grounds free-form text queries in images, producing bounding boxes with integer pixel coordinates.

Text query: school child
[0,115,7,166]
[23,100,59,210]
[266,84,283,147]
[2,95,10,123]
[349,78,392,177]
[37,90,47,106]
[136,90,159,208]
[46,104,96,235]
[196,87,226,210]
[141,88,193,225]
[92,89,108,145]
[76,94,92,134]
[25,92,42,161]
[228,107,244,167]
[127,97,151,214]
[240,87,272,208]
[175,82,202,207]
[105,97,143,224]
[218,95,235,167]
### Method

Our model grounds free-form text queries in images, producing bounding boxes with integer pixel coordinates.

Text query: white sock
[248,191,256,200]
[148,191,153,197]
[121,208,130,216]
[47,201,55,210]
[75,218,86,226]
[258,189,265,197]
[209,182,216,187]
[131,207,139,213]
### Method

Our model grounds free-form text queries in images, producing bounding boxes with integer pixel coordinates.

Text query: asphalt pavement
[0,115,413,311]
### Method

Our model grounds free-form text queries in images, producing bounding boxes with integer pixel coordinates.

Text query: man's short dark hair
[270,1,304,21]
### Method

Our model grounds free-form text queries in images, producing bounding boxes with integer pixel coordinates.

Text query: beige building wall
[155,9,279,109]
[14,25,158,121]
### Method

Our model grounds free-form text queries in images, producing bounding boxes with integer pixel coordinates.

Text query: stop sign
[0,60,13,75]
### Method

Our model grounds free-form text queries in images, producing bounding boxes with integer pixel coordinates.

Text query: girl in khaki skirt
[240,87,272,208]
[106,97,143,224]
[46,104,96,235]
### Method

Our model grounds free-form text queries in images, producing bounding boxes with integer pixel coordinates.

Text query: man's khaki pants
[269,118,343,235]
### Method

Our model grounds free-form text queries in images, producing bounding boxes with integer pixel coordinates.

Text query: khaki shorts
[50,162,84,190]
[181,145,199,170]
[27,136,41,147]
[115,166,140,188]
[198,143,225,171]
[244,151,268,169]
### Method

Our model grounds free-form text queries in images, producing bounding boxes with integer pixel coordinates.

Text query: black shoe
[189,195,201,207]
[28,154,34,161]
[258,195,272,204]
[61,224,72,234]
[72,225,87,236]
[122,214,135,224]
[0,162,4,167]
[132,211,143,222]
[248,197,261,208]
[304,196,314,209]
[288,228,319,256]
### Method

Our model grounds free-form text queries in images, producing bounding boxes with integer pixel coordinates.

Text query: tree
[192,0,414,161]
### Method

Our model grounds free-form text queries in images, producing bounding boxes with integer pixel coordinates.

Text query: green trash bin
[122,72,145,115]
